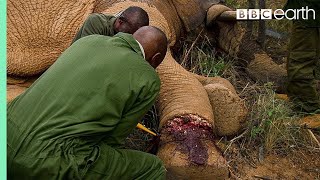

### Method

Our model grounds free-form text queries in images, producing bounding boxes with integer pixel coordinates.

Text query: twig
[181,28,204,65]
[224,129,248,155]
[227,164,242,180]
[307,129,320,148]
[239,82,250,96]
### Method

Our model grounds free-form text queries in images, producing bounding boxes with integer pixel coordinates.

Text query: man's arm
[103,74,160,148]
[71,13,115,44]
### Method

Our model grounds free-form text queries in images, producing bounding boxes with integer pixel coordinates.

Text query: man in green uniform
[7,26,168,179]
[285,0,320,124]
[285,0,320,128]
[71,6,149,44]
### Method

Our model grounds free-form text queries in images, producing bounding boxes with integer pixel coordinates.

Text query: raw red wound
[162,114,214,165]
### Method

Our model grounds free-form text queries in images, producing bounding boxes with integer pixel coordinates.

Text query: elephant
[7,0,286,179]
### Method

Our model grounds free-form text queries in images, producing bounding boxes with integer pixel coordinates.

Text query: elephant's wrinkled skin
[7,0,285,179]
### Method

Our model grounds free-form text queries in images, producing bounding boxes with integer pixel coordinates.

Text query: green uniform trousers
[7,134,166,180]
[287,22,320,113]
[82,144,166,179]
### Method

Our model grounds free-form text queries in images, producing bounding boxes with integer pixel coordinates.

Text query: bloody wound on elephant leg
[161,114,214,165]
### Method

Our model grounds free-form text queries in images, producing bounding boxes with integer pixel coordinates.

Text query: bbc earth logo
[237,6,316,20]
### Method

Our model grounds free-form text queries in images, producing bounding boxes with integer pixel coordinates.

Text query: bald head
[114,6,149,34]
[133,26,168,68]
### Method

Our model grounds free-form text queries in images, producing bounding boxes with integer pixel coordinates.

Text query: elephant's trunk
[156,51,229,179]
[156,51,215,127]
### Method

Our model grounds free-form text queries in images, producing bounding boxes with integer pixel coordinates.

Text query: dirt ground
[229,149,320,179]
[224,131,320,179]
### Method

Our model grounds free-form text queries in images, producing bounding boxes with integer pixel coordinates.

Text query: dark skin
[113,13,141,34]
[133,26,168,69]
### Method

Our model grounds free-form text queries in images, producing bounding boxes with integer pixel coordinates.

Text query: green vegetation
[179,32,315,154]
[243,84,305,153]
[180,36,233,77]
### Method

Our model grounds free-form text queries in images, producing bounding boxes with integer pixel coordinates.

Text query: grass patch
[179,35,234,77]
[177,32,318,156]
[241,84,309,153]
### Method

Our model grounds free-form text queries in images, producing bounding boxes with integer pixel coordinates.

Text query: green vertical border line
[0,0,6,179]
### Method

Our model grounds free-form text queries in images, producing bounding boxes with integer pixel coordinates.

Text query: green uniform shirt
[284,0,320,27]
[72,13,117,44]
[7,33,161,178]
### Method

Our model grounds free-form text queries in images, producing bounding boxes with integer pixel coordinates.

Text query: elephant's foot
[204,83,247,136]
[157,114,229,179]
[215,21,287,92]
[194,74,248,136]
[247,53,287,92]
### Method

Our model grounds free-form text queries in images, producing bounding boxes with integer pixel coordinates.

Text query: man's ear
[150,52,162,68]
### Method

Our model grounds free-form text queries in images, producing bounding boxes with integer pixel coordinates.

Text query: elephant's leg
[156,52,229,179]
[194,74,247,136]
[7,85,27,102]
[7,76,38,102]
[194,73,237,94]
[207,11,287,92]
[7,0,95,76]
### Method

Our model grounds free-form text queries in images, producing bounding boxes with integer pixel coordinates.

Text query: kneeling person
[7,26,168,179]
